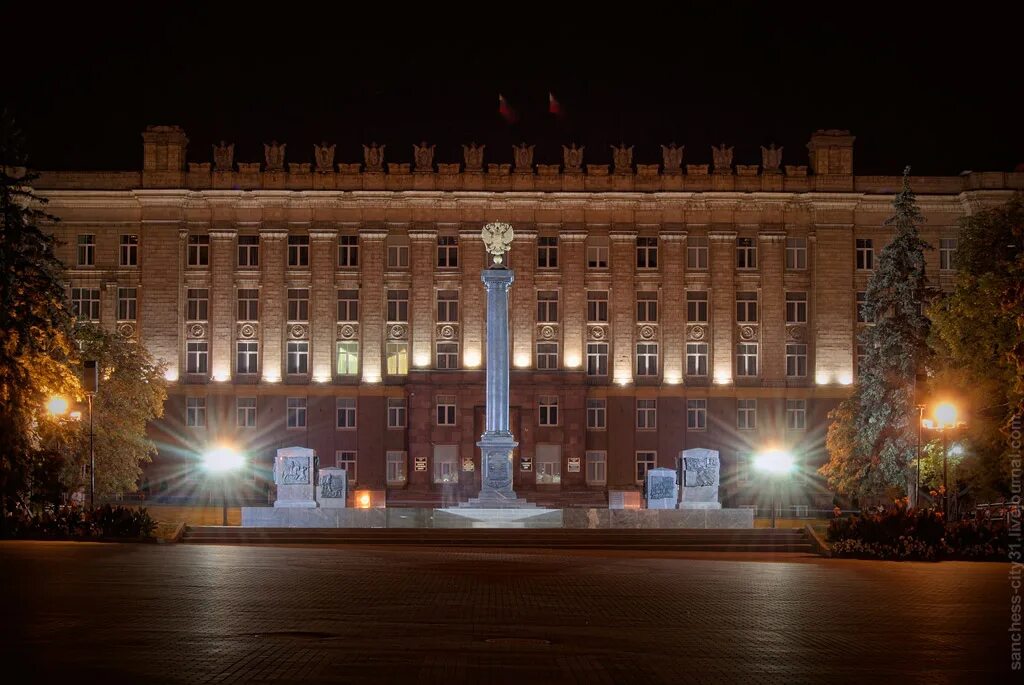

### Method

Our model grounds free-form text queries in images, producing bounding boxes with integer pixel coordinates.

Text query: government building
[32,127,1023,510]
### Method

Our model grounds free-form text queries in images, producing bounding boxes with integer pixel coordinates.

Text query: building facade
[34,127,1023,508]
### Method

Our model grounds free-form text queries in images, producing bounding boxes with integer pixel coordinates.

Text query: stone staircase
[181,526,815,553]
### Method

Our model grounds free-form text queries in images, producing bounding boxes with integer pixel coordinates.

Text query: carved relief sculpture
[481,221,514,266]
[512,143,534,172]
[611,143,634,173]
[463,143,485,171]
[313,142,336,172]
[712,143,734,174]
[264,141,286,171]
[761,143,783,173]
[212,141,234,171]
[562,143,584,172]
[413,141,435,171]
[363,142,385,171]
[661,143,684,172]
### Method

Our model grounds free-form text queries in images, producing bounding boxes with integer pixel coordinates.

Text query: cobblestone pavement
[0,542,1012,684]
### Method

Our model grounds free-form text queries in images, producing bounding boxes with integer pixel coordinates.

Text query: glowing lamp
[816,372,831,385]
[212,370,230,382]
[202,445,245,473]
[356,491,372,509]
[313,374,331,384]
[164,369,179,382]
[564,354,581,369]
[934,402,958,428]
[514,354,530,369]
[263,373,281,384]
[664,374,681,385]
[753,449,796,476]
[46,395,69,417]
[464,350,482,368]
[838,373,853,386]
[714,371,731,385]
[413,353,430,368]
[363,373,381,384]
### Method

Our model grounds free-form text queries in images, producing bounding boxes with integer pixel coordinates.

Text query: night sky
[6,6,1022,176]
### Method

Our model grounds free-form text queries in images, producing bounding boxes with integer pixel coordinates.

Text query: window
[736,237,757,269]
[636,291,658,322]
[186,397,206,427]
[387,398,406,429]
[736,292,758,323]
[187,288,209,321]
[587,291,609,323]
[236,341,258,375]
[687,399,707,430]
[786,344,808,378]
[586,451,607,485]
[237,235,259,267]
[336,341,358,376]
[538,236,558,268]
[432,445,458,484]
[436,395,456,425]
[436,290,459,322]
[636,399,657,430]
[586,399,606,430]
[69,286,99,321]
[336,398,357,429]
[786,399,807,430]
[287,398,307,428]
[387,290,409,322]
[636,237,658,269]
[636,451,656,484]
[436,342,459,369]
[437,236,459,268]
[287,235,309,267]
[939,238,958,271]
[387,244,409,268]
[117,287,137,320]
[737,453,751,485]
[187,234,209,266]
[537,290,559,322]
[338,235,359,267]
[336,289,359,322]
[587,245,608,269]
[537,342,559,370]
[74,234,96,267]
[737,398,756,430]
[856,291,872,324]
[687,291,708,323]
[386,342,408,375]
[186,341,208,374]
[119,234,138,267]
[686,342,709,376]
[786,292,807,324]
[336,451,357,484]
[586,342,608,376]
[538,396,559,426]
[856,238,874,270]
[687,236,708,270]
[386,451,407,484]
[636,343,659,376]
[856,344,867,376]
[736,342,758,377]
[237,289,259,321]
[237,397,256,428]
[286,289,309,322]
[786,237,807,270]
[536,445,561,485]
[286,341,309,375]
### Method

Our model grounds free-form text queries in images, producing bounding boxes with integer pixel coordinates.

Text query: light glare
[202,445,245,473]
[754,449,796,476]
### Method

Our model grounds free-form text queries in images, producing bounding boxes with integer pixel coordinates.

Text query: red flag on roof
[498,94,517,123]
[548,92,562,116]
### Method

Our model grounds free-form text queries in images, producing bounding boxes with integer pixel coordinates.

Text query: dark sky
[6,6,1022,176]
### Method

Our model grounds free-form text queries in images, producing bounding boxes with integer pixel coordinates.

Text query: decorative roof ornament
[481,222,514,266]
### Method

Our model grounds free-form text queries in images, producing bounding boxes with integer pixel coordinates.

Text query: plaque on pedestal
[274,446,317,508]
[645,467,679,509]
[317,467,347,508]
[678,448,722,509]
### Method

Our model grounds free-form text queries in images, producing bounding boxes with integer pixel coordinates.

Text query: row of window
[185,395,808,433]
[76,233,959,273]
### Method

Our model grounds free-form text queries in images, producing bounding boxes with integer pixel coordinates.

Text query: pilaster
[409,226,437,369]
[509,227,536,368]
[759,231,786,381]
[709,230,737,384]
[310,228,338,381]
[661,230,687,383]
[460,227,485,368]
[209,227,237,381]
[360,228,388,382]
[259,228,287,382]
[610,228,637,383]
[560,229,587,369]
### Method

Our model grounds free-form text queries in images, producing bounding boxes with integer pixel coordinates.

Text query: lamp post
[914,404,924,508]
[922,402,964,517]
[202,445,245,526]
[753,448,796,529]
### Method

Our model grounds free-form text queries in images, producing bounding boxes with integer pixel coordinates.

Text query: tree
[0,112,80,520]
[821,169,932,500]
[927,194,1024,501]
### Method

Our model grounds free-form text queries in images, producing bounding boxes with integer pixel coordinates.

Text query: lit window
[336,397,357,429]
[387,244,409,269]
[737,398,756,430]
[736,343,758,377]
[236,341,258,375]
[537,290,559,322]
[538,236,558,268]
[186,341,208,375]
[387,290,409,322]
[537,342,559,370]
[336,341,359,376]
[636,343,659,376]
[237,397,256,428]
[687,236,708,270]
[785,237,806,270]
[338,235,359,267]
[186,288,209,321]
[586,399,606,430]
[436,290,459,323]
[336,450,357,483]
[538,396,559,426]
[587,245,609,269]
[686,343,708,376]
[187,234,208,266]
[287,289,309,322]
[386,451,407,484]
[287,398,307,428]
[186,397,206,427]
[687,291,708,323]
[287,235,309,267]
[736,292,758,323]
[787,399,807,430]
[336,289,359,322]
[237,289,259,321]
[387,398,406,429]
[436,395,457,426]
[856,238,874,270]
[636,237,658,269]
[636,291,658,322]
[286,341,309,375]
[586,342,608,376]
[433,445,458,484]
[436,341,459,369]
[687,399,707,430]
[117,287,137,321]
[736,237,757,269]
[536,445,562,485]
[636,399,657,430]
[586,451,607,485]
[786,292,807,324]
[437,236,459,268]
[786,344,808,378]
[237,235,259,267]
[119,234,138,267]
[386,342,408,375]
[587,291,609,323]
[635,451,656,484]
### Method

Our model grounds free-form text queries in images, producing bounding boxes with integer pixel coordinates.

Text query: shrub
[1,504,156,540]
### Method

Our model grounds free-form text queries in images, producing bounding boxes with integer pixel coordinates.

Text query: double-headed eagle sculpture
[481,222,514,265]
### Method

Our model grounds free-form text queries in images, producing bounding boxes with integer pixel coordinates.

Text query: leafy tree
[821,169,932,500]
[927,194,1024,501]
[0,112,79,521]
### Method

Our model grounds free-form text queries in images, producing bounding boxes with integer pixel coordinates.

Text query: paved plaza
[0,541,1013,683]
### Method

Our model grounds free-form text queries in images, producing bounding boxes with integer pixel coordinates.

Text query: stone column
[709,229,737,384]
[210,227,236,381]
[259,228,287,382]
[310,227,337,381]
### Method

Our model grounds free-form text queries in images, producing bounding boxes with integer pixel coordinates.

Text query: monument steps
[183,527,814,553]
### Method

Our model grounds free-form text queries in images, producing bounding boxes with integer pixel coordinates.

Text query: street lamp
[202,445,245,526]
[753,448,796,529]
[922,402,965,517]
[46,395,69,417]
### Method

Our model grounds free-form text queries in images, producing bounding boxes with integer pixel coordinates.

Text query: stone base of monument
[677,501,723,510]
[459,492,538,509]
